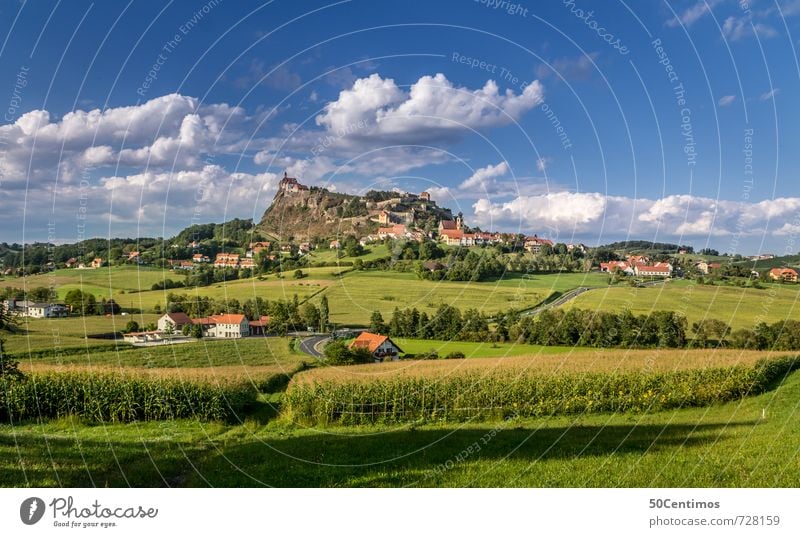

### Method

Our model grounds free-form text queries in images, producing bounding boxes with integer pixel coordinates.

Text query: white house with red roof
[349,331,404,362]
[158,312,192,332]
[191,314,250,338]
[769,267,798,282]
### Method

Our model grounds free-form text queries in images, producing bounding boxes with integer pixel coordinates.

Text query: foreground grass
[2,367,799,487]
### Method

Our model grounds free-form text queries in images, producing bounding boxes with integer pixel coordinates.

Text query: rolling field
[2,364,798,487]
[567,280,800,330]
[314,271,611,325]
[4,314,161,355]
[393,338,575,358]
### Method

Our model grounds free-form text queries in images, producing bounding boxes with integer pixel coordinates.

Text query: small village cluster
[121,311,270,344]
[600,255,798,281]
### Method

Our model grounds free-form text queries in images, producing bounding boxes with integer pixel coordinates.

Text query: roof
[163,312,191,325]
[770,267,798,275]
[439,220,457,230]
[248,316,271,327]
[192,314,247,325]
[440,229,464,239]
[636,265,670,273]
[349,331,403,354]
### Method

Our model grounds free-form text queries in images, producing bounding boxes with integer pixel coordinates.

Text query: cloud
[460,162,509,192]
[722,16,778,41]
[535,53,599,81]
[760,88,780,100]
[0,93,265,187]
[666,0,721,27]
[471,192,800,240]
[718,95,736,107]
[315,73,544,145]
[536,157,551,172]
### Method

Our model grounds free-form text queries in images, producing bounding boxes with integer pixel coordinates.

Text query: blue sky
[1,0,799,254]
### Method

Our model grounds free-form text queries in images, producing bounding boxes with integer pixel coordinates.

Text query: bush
[444,351,466,360]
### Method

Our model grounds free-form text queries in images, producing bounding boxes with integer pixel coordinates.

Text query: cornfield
[283,355,800,425]
[0,372,257,423]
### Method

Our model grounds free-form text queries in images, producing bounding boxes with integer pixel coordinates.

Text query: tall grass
[0,372,257,423]
[283,356,800,425]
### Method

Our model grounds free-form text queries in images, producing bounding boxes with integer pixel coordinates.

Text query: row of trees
[164,293,330,335]
[368,304,800,351]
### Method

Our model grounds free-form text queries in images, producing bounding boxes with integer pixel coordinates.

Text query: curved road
[298,335,331,358]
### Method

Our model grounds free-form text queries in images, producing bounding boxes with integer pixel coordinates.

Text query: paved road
[298,335,331,358]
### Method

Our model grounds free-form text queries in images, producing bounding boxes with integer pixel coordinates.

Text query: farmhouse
[524,235,553,254]
[90,257,103,268]
[4,300,68,318]
[191,314,250,338]
[634,262,673,278]
[248,241,272,256]
[329,240,341,249]
[248,316,271,336]
[349,331,403,362]
[158,312,192,333]
[600,261,633,275]
[192,253,210,263]
[769,267,798,282]
[695,261,722,275]
[127,251,142,263]
[64,257,78,268]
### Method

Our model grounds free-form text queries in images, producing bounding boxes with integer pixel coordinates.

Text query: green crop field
[8,266,185,294]
[2,358,798,487]
[566,280,800,330]
[391,338,575,358]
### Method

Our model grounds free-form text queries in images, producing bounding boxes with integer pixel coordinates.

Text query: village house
[634,262,673,278]
[239,258,255,269]
[177,261,194,270]
[192,253,210,263]
[329,240,341,249]
[349,331,404,362]
[695,261,722,275]
[419,191,431,202]
[769,267,798,282]
[377,224,408,240]
[524,235,554,254]
[247,241,272,257]
[214,253,240,268]
[90,257,103,268]
[248,316,271,336]
[439,228,464,247]
[4,300,68,318]
[127,251,142,264]
[157,312,192,333]
[627,255,649,265]
[567,243,587,254]
[64,257,78,268]
[600,261,634,275]
[191,314,250,338]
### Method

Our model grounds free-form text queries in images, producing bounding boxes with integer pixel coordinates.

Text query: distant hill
[257,176,453,241]
[597,240,693,254]
[733,254,800,271]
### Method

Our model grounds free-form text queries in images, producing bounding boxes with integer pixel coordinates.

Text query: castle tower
[456,212,463,230]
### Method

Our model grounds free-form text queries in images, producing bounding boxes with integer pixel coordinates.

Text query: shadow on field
[189,420,758,487]
[0,427,210,488]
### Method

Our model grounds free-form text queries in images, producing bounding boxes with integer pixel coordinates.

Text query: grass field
[567,280,800,330]
[2,361,798,487]
[393,338,575,358]
[314,271,611,325]
[12,335,307,369]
